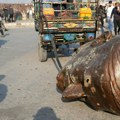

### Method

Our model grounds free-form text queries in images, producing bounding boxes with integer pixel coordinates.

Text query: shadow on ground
[33,107,60,120]
[0,75,8,102]
[0,75,5,81]
[0,40,7,47]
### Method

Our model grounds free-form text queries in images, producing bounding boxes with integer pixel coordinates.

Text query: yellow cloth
[79,8,92,19]
[43,8,54,16]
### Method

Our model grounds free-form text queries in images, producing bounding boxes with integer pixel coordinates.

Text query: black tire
[38,42,47,62]
[35,24,39,32]
[35,27,38,32]
[34,21,39,32]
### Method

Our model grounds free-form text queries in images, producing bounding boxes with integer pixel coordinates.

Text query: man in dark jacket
[8,7,14,22]
[111,2,120,35]
[3,7,9,22]
[98,5,106,34]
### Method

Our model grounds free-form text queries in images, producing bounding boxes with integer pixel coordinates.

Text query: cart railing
[33,0,98,34]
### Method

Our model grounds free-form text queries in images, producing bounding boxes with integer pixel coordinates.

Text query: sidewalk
[4,20,34,28]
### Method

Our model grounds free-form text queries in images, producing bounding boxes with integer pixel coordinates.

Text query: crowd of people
[0,6,34,23]
[98,1,120,36]
[2,7,14,22]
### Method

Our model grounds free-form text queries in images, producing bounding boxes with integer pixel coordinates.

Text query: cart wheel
[38,42,47,62]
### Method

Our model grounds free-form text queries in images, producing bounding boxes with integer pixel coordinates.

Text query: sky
[0,0,32,3]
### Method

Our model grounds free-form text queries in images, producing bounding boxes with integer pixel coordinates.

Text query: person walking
[111,2,120,35]
[29,9,33,19]
[117,3,120,34]
[98,5,106,35]
[3,7,9,22]
[106,1,114,35]
[8,7,14,22]
[0,14,8,35]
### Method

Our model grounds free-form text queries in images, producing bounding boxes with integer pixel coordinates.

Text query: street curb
[4,21,34,28]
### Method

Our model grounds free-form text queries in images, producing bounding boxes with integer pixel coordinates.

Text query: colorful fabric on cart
[86,33,95,40]
[43,34,54,41]
[79,8,92,19]
[64,34,76,41]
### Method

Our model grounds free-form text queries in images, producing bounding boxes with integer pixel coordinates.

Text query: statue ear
[62,83,85,101]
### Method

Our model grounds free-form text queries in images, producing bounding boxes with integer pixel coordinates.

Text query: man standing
[98,5,106,35]
[106,1,114,35]
[29,9,33,19]
[8,7,14,22]
[111,2,120,35]
[3,7,8,22]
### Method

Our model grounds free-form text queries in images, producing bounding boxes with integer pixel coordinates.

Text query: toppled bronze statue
[56,35,120,115]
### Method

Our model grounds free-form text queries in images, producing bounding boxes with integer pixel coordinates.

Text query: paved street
[0,27,119,120]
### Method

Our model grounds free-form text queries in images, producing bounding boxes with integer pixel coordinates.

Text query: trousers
[107,17,113,32]
[114,19,120,35]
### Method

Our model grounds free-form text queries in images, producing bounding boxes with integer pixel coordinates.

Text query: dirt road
[0,28,119,120]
